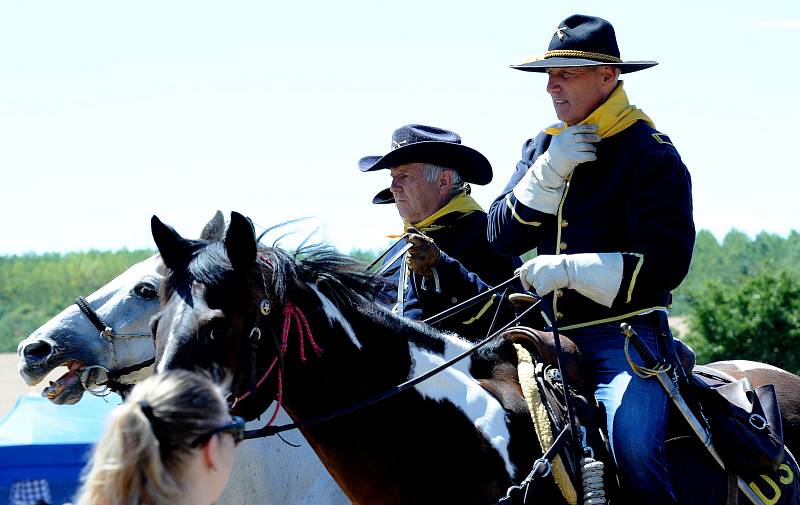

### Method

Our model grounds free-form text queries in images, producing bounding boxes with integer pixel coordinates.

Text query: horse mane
[257,244,388,309]
[260,243,459,355]
[159,224,390,322]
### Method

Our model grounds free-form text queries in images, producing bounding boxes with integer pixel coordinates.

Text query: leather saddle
[503,293,786,480]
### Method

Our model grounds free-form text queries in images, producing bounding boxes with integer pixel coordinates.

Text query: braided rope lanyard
[229,300,323,423]
[623,331,671,379]
[229,252,323,428]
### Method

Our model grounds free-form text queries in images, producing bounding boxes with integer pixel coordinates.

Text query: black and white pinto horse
[149,211,800,505]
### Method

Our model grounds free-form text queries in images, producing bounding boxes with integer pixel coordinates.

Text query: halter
[73,296,155,395]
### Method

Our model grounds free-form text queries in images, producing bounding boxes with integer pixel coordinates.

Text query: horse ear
[199,210,225,241]
[225,211,257,272]
[151,215,193,270]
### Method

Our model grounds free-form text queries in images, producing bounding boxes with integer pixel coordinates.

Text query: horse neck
[272,300,521,505]
[277,296,419,413]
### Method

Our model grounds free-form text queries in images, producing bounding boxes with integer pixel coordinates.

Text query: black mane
[259,244,388,308]
[162,239,389,313]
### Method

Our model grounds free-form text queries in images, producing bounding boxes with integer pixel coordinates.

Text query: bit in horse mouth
[42,360,85,401]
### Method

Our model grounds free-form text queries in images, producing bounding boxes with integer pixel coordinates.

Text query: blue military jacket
[380,209,521,339]
[487,120,695,330]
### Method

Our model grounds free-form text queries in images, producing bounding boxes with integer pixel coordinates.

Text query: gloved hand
[516,252,623,307]
[512,124,600,215]
[405,227,440,277]
[544,123,600,179]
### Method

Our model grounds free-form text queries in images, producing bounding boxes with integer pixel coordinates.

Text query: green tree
[683,270,800,373]
[0,250,153,352]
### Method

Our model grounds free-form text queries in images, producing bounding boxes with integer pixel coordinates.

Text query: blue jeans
[566,322,678,504]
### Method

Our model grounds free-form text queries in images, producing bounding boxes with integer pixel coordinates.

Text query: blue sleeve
[404,251,521,339]
[487,136,555,256]
[615,148,695,304]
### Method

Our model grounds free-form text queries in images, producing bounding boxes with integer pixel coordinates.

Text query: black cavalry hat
[359,124,492,184]
[511,14,657,74]
[371,187,396,205]
[360,124,492,205]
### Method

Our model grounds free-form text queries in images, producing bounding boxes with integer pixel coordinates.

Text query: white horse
[16,213,348,505]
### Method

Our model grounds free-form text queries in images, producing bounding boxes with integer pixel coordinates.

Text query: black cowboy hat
[511,14,657,74]
[359,124,493,185]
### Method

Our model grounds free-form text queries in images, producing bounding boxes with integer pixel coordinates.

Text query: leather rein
[237,279,575,504]
[242,275,522,439]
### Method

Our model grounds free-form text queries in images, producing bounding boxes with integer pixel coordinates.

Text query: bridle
[73,296,155,395]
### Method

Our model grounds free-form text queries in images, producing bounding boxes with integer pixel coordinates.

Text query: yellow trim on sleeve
[652,133,673,146]
[625,253,644,303]
[505,194,542,227]
[461,295,496,325]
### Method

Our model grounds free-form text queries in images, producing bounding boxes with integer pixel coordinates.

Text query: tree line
[2,230,799,371]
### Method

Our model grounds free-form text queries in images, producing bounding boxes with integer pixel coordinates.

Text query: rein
[226,253,579,503]
[243,290,536,439]
[242,272,518,438]
[368,236,519,327]
[74,296,154,394]
[364,234,411,275]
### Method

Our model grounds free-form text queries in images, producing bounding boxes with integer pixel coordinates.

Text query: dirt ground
[0,352,64,418]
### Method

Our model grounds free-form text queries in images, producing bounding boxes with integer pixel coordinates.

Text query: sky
[2,0,799,256]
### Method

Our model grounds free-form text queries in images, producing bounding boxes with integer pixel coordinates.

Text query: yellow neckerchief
[544,81,654,138]
[387,191,484,238]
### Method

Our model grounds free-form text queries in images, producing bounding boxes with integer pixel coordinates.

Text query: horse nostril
[23,340,53,361]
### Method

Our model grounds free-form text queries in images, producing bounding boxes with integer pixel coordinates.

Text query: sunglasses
[191,416,246,448]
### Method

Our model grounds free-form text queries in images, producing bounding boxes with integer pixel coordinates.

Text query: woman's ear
[202,434,221,472]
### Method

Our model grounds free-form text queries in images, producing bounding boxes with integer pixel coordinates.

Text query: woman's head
[75,370,238,505]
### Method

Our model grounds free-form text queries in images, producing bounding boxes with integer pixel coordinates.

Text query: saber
[620,323,766,505]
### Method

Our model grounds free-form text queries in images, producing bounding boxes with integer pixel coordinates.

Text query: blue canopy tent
[0,393,121,505]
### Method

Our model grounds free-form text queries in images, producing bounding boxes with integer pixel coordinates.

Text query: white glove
[512,124,600,215]
[516,252,623,308]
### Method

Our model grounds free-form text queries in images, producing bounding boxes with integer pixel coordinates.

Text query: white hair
[422,164,465,199]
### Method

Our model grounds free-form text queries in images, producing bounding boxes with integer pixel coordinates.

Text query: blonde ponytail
[74,370,229,505]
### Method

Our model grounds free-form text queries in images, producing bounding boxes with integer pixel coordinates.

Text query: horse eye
[134,281,158,299]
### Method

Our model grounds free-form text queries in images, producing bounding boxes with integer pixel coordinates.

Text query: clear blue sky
[2,0,798,255]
